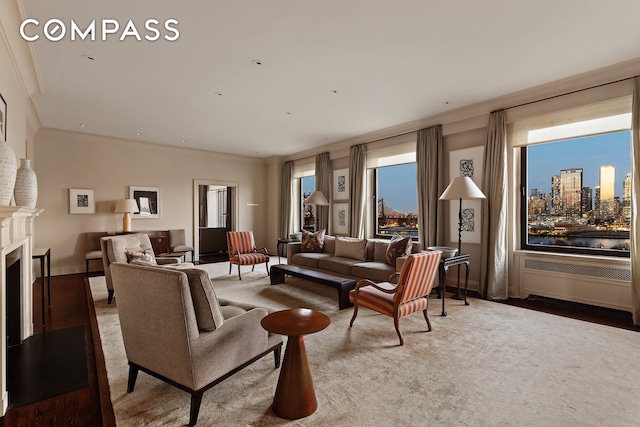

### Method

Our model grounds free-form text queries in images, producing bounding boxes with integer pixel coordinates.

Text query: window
[374,163,418,238]
[521,114,631,257]
[300,176,315,232]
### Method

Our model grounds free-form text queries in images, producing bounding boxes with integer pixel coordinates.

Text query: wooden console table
[32,247,51,327]
[438,254,470,317]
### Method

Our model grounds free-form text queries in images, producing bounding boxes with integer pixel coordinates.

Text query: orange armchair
[349,251,442,345]
[226,231,270,279]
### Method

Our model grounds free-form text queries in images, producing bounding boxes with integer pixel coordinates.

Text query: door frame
[192,179,239,262]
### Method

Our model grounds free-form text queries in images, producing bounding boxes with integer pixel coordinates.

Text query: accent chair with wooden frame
[349,251,442,345]
[226,231,270,279]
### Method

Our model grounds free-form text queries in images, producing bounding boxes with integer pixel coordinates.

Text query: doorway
[193,179,238,262]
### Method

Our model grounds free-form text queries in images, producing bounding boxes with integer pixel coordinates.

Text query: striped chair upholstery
[349,251,442,345]
[226,231,270,279]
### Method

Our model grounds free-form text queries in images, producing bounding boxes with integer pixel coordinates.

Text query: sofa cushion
[301,229,325,252]
[323,235,336,254]
[352,262,395,283]
[386,235,412,266]
[125,248,157,264]
[374,241,388,263]
[318,256,362,276]
[182,268,225,331]
[334,237,367,261]
[291,252,333,268]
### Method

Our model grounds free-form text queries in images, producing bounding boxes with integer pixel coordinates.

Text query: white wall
[33,128,268,275]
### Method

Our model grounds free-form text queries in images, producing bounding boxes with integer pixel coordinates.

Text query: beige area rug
[90,263,640,426]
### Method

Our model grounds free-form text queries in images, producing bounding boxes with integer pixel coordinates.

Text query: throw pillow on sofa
[385,235,412,266]
[125,248,157,264]
[301,229,326,252]
[334,237,367,261]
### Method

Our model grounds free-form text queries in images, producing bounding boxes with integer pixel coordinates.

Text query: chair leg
[86,259,90,277]
[127,364,139,393]
[237,265,241,280]
[349,303,359,327]
[107,289,114,304]
[274,346,282,368]
[423,309,432,332]
[394,317,404,346]
[228,263,232,275]
[266,261,270,276]
[189,391,205,426]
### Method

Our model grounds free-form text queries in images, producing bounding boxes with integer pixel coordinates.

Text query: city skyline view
[527,131,631,198]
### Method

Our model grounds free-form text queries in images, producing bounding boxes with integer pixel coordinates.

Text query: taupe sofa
[286,235,422,282]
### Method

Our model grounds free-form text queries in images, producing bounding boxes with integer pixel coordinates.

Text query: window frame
[372,162,418,239]
[520,131,631,258]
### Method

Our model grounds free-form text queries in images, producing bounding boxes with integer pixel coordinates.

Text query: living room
[1,1,640,426]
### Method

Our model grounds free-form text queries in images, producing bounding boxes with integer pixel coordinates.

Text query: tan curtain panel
[349,144,367,238]
[416,125,443,248]
[279,161,294,238]
[631,77,640,325]
[315,152,331,232]
[479,110,509,300]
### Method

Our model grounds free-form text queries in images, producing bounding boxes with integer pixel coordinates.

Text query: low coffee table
[270,264,356,309]
[261,308,330,419]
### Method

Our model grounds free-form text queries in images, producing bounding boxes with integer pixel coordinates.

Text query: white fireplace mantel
[0,206,43,415]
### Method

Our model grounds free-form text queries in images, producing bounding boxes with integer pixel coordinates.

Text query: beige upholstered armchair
[169,229,194,261]
[226,231,270,279]
[110,263,282,426]
[100,233,192,304]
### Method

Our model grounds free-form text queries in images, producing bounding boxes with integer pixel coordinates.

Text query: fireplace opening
[6,247,21,348]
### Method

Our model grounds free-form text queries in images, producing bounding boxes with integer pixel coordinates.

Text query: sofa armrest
[287,241,302,264]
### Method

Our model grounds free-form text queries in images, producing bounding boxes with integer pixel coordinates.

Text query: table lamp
[115,198,139,232]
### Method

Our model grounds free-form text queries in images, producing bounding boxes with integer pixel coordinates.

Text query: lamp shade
[439,177,486,200]
[114,198,139,213]
[305,190,329,206]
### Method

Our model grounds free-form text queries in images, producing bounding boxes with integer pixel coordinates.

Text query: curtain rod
[502,74,638,112]
[293,74,639,163]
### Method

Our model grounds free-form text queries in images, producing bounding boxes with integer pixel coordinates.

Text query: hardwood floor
[0,274,107,427]
[1,273,637,427]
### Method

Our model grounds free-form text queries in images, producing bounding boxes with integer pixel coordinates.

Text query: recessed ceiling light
[214,92,223,96]
[444,101,450,105]
[285,112,292,115]
[251,59,263,66]
[331,89,339,94]
[181,139,186,143]
[80,123,87,127]
[81,54,95,61]
[136,132,142,136]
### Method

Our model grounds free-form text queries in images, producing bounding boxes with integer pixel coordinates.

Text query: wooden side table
[261,308,330,419]
[32,247,51,327]
[276,238,299,263]
[438,254,470,317]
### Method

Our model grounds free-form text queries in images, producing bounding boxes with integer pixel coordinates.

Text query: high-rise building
[594,186,601,218]
[599,165,615,218]
[623,172,632,220]
[560,168,582,218]
[581,187,592,216]
[551,175,561,214]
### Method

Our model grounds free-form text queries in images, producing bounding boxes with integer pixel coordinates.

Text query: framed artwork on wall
[69,188,95,214]
[448,146,484,244]
[0,93,6,142]
[129,186,160,218]
[333,202,349,235]
[333,168,349,201]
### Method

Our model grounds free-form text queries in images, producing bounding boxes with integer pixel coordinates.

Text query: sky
[527,131,631,197]
[303,129,631,215]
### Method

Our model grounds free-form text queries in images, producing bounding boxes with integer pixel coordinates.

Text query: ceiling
[21,0,640,158]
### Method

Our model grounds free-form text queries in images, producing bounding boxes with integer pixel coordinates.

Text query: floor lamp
[304,190,329,232]
[439,176,486,255]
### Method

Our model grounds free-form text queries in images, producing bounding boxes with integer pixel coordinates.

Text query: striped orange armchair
[226,231,270,279]
[349,250,442,345]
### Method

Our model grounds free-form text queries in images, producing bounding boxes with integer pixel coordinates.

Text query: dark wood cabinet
[120,230,169,255]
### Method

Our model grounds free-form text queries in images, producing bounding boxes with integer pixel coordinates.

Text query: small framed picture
[333,202,349,235]
[0,93,7,142]
[129,186,160,219]
[69,189,95,214]
[333,168,349,201]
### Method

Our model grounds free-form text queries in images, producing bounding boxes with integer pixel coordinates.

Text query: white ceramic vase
[0,141,17,206]
[14,158,38,208]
